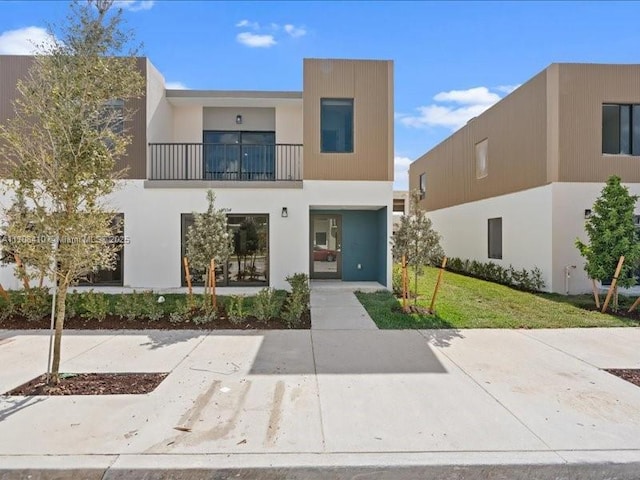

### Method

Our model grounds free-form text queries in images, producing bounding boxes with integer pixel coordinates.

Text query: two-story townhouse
[0,56,393,291]
[409,63,640,294]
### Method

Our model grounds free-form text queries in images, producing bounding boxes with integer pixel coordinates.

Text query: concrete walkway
[2,327,640,478]
[310,281,381,330]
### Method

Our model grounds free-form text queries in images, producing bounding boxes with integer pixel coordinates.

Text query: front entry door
[310,214,342,279]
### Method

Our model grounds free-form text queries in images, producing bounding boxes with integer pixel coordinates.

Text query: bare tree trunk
[49,282,68,384]
[414,268,418,306]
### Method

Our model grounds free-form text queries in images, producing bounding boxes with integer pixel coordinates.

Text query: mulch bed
[0,312,311,330]
[5,372,168,396]
[604,369,640,388]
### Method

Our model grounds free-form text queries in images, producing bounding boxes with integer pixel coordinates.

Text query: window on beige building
[602,104,640,155]
[475,138,488,179]
[419,173,426,199]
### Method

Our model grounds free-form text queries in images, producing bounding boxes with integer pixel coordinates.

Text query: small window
[321,98,354,153]
[602,104,640,155]
[393,198,406,212]
[488,217,502,260]
[476,138,488,179]
[419,173,426,199]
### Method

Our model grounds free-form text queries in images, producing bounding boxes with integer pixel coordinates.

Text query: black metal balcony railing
[149,143,303,181]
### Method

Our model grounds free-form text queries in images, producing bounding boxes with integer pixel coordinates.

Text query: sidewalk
[1,326,640,478]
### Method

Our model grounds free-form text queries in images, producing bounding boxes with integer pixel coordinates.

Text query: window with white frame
[476,138,488,179]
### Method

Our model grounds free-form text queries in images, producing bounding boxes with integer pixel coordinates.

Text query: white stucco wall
[173,106,203,143]
[426,185,554,291]
[203,107,275,131]
[146,60,173,143]
[552,182,640,295]
[275,105,303,144]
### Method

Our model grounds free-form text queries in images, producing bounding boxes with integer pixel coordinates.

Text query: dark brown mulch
[604,369,640,388]
[5,372,168,396]
[0,312,311,330]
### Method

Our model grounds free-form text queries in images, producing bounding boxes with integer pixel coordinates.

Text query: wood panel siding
[0,55,147,179]
[409,70,548,211]
[557,64,640,182]
[303,59,393,181]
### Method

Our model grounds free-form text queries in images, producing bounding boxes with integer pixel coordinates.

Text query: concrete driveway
[1,327,640,478]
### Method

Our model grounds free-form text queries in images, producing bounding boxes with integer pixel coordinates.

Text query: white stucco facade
[0,180,393,291]
[427,182,640,294]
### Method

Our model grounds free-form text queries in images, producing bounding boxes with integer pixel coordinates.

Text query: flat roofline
[166,90,302,99]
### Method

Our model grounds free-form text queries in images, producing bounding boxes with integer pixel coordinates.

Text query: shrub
[445,257,545,292]
[252,287,282,322]
[0,293,17,323]
[141,291,163,322]
[190,294,218,325]
[81,290,110,322]
[285,273,310,305]
[114,291,147,321]
[169,299,191,324]
[227,295,246,325]
[20,288,51,322]
[283,273,310,328]
[65,292,85,319]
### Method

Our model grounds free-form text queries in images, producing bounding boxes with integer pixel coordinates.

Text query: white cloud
[284,24,307,38]
[236,19,260,29]
[433,86,500,106]
[399,85,516,131]
[394,155,412,190]
[496,84,521,94]
[165,81,187,90]
[114,1,154,12]
[0,26,56,55]
[236,32,276,48]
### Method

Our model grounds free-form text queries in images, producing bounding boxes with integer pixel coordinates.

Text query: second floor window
[602,104,640,155]
[475,138,488,178]
[419,173,426,199]
[321,98,354,153]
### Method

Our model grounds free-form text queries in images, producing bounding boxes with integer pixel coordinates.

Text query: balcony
[148,143,303,181]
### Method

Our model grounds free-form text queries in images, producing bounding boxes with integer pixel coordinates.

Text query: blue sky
[1,1,640,189]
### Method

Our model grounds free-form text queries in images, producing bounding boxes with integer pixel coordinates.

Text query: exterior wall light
[584,209,592,219]
[281,207,288,218]
[236,114,243,125]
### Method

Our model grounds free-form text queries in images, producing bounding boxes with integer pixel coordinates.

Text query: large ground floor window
[181,213,269,286]
[79,213,124,286]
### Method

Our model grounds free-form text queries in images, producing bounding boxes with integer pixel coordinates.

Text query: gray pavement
[2,321,640,477]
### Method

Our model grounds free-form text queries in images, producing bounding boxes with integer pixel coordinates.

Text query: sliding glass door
[203,131,275,180]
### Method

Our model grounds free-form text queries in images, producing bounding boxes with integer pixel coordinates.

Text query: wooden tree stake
[602,256,624,313]
[210,259,217,309]
[401,255,408,313]
[591,279,601,309]
[183,257,193,297]
[13,254,30,290]
[0,283,9,301]
[429,256,448,313]
[628,295,640,313]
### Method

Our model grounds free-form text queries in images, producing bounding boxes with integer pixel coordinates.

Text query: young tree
[576,176,640,297]
[186,190,234,303]
[0,1,144,383]
[392,190,444,305]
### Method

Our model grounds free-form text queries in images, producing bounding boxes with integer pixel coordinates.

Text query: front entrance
[310,214,342,279]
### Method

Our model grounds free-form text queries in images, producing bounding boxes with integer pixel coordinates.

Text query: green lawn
[356,267,640,329]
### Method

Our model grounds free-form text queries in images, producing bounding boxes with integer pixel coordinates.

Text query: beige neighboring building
[409,63,640,294]
[1,56,394,290]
